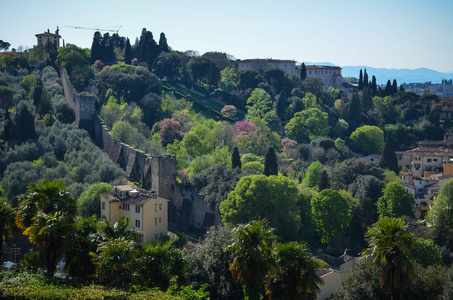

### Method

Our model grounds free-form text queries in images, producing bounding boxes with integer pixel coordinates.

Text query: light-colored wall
[142,196,168,242]
[101,194,168,243]
[238,60,296,75]
[316,271,342,300]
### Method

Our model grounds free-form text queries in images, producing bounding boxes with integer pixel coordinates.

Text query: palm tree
[64,215,99,277]
[226,219,276,300]
[265,242,324,300]
[0,199,16,260]
[90,236,139,287]
[96,217,138,242]
[360,217,416,300]
[139,240,188,290]
[16,179,77,276]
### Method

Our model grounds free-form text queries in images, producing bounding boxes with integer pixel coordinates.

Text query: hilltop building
[36,27,61,47]
[237,59,343,89]
[237,59,297,75]
[101,185,168,243]
[296,65,343,89]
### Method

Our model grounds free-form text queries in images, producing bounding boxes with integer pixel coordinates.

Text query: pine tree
[317,169,330,192]
[380,131,399,175]
[359,69,364,91]
[124,38,132,64]
[264,147,278,176]
[371,76,377,97]
[300,63,307,81]
[159,32,169,52]
[232,147,242,170]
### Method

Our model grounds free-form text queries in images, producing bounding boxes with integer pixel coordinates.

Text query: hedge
[0,272,180,300]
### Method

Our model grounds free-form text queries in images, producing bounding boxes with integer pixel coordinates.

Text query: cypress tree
[15,105,35,140]
[300,62,307,81]
[384,80,393,97]
[102,33,116,63]
[32,81,43,107]
[232,147,242,170]
[159,32,169,52]
[371,75,377,96]
[348,92,362,125]
[399,84,405,92]
[361,86,372,110]
[38,89,52,116]
[138,28,148,62]
[2,111,13,141]
[264,147,278,176]
[363,69,369,87]
[317,169,330,192]
[392,79,398,95]
[90,31,102,63]
[380,131,399,174]
[124,38,132,64]
[359,69,363,91]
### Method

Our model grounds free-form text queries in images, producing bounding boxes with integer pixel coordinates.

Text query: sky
[2,0,453,72]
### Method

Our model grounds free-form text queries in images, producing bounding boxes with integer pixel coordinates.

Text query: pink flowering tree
[159,118,184,146]
[233,121,262,154]
[281,138,297,158]
[221,105,237,119]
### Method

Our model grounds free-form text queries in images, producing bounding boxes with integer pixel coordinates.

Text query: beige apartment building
[101,185,168,243]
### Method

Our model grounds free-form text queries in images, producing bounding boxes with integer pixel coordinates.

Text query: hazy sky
[2,0,452,72]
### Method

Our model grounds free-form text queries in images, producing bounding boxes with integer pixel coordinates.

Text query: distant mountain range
[303,62,453,85]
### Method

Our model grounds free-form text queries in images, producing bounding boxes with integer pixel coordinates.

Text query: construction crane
[65,25,122,34]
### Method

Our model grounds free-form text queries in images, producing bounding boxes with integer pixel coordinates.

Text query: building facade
[101,185,168,243]
[237,59,297,75]
[36,28,61,47]
[296,65,343,89]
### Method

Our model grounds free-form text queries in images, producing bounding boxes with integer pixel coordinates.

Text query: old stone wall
[92,117,220,230]
[62,69,220,231]
[60,67,95,135]
[60,67,76,110]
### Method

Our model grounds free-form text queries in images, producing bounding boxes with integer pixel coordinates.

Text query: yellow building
[101,185,168,243]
